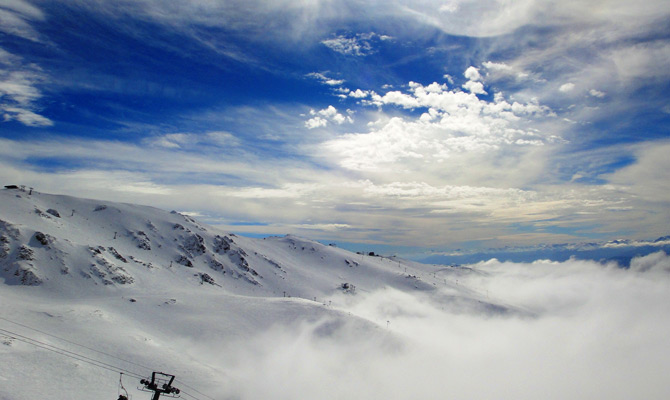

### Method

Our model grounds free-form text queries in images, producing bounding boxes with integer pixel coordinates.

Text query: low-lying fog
[216,252,670,400]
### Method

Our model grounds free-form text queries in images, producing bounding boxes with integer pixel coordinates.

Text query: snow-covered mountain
[0,187,488,302]
[3,187,669,400]
[0,187,500,400]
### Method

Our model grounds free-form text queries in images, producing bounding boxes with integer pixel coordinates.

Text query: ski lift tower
[140,372,181,400]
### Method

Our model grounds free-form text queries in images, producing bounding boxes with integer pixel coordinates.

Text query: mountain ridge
[0,187,488,308]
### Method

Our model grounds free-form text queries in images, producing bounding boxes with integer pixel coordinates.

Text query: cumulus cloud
[461,66,487,95]
[322,75,552,180]
[305,105,353,129]
[215,253,670,400]
[463,66,482,81]
[461,80,486,95]
[348,89,369,98]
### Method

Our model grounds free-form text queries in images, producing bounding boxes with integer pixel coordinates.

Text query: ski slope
[2,187,669,400]
[0,188,493,400]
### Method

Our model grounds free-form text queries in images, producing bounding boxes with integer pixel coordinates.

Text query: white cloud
[328,75,552,175]
[463,66,482,81]
[482,61,512,72]
[0,0,45,42]
[442,74,454,85]
[144,131,240,149]
[221,254,670,400]
[2,106,52,127]
[317,86,565,223]
[461,66,487,95]
[390,0,670,39]
[322,36,370,56]
[305,116,328,129]
[589,89,606,98]
[559,82,575,92]
[608,41,670,82]
[604,141,670,205]
[306,72,344,86]
[483,61,534,81]
[321,32,389,56]
[462,80,486,95]
[0,48,52,127]
[348,89,369,98]
[439,1,463,13]
[305,105,353,129]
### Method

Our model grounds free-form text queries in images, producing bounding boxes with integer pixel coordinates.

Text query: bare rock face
[87,247,134,285]
[1,246,43,286]
[18,245,34,261]
[175,254,193,268]
[34,232,49,246]
[13,266,42,286]
[181,234,206,257]
[46,208,61,218]
[130,230,151,250]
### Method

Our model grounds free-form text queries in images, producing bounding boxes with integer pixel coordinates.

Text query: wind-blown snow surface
[1,189,669,399]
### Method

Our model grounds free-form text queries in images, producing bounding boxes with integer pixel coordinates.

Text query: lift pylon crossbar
[140,372,181,400]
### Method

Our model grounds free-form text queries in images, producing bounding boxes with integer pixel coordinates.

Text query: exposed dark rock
[181,234,206,256]
[46,208,61,218]
[18,245,34,261]
[107,247,128,263]
[175,254,193,268]
[130,230,151,250]
[340,282,356,293]
[34,232,49,246]
[213,235,233,253]
[197,272,219,286]
[14,266,42,286]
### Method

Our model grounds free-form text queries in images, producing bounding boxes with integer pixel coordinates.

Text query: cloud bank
[214,253,670,400]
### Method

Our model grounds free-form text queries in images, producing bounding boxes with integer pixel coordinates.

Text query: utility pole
[140,372,180,400]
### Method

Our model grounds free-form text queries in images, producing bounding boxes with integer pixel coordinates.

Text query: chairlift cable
[173,379,217,400]
[0,315,155,372]
[176,389,207,400]
[1,330,140,377]
[0,328,144,379]
[1,320,219,400]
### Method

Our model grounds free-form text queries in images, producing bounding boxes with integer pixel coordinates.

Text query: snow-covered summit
[1,187,505,400]
[0,187,474,302]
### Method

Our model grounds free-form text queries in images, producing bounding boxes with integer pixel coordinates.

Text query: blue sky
[1,0,669,257]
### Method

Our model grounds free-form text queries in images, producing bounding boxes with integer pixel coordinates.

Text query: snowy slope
[2,188,670,400]
[0,187,492,307]
[0,187,500,400]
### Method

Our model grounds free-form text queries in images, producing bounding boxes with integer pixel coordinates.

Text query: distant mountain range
[420,236,670,266]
